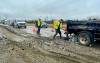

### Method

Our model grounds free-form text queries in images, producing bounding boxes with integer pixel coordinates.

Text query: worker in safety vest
[53,19,62,39]
[35,19,42,35]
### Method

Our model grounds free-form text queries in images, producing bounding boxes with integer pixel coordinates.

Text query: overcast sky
[0,0,100,19]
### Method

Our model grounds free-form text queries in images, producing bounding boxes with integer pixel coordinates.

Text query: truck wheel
[78,32,92,46]
[24,26,26,28]
[17,26,19,28]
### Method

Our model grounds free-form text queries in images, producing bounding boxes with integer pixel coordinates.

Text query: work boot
[53,37,55,39]
[53,35,56,39]
[60,36,62,39]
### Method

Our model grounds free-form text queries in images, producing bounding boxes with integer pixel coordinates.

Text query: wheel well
[78,31,91,34]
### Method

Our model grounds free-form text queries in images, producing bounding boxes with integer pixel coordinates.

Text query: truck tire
[24,26,26,28]
[78,32,92,46]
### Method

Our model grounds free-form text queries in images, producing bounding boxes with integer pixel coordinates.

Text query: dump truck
[65,20,100,46]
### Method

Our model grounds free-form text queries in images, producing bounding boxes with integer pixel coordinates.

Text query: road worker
[53,19,62,39]
[35,19,42,35]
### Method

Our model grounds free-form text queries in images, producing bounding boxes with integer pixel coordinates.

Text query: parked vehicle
[65,20,100,46]
[11,20,26,28]
[42,22,48,28]
[0,20,8,24]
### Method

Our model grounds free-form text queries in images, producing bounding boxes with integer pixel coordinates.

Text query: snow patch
[22,26,66,38]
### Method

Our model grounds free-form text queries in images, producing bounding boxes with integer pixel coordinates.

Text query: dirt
[0,24,100,63]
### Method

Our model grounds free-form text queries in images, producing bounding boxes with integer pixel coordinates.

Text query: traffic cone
[51,28,55,32]
[32,26,37,32]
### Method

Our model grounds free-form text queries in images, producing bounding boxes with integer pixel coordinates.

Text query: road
[0,25,100,63]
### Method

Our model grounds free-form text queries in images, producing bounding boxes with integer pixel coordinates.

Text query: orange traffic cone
[51,28,55,32]
[32,26,37,32]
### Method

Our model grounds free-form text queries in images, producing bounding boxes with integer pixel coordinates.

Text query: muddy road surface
[0,25,100,63]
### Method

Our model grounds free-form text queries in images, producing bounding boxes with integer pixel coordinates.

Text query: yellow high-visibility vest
[53,20,62,29]
[37,20,42,27]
